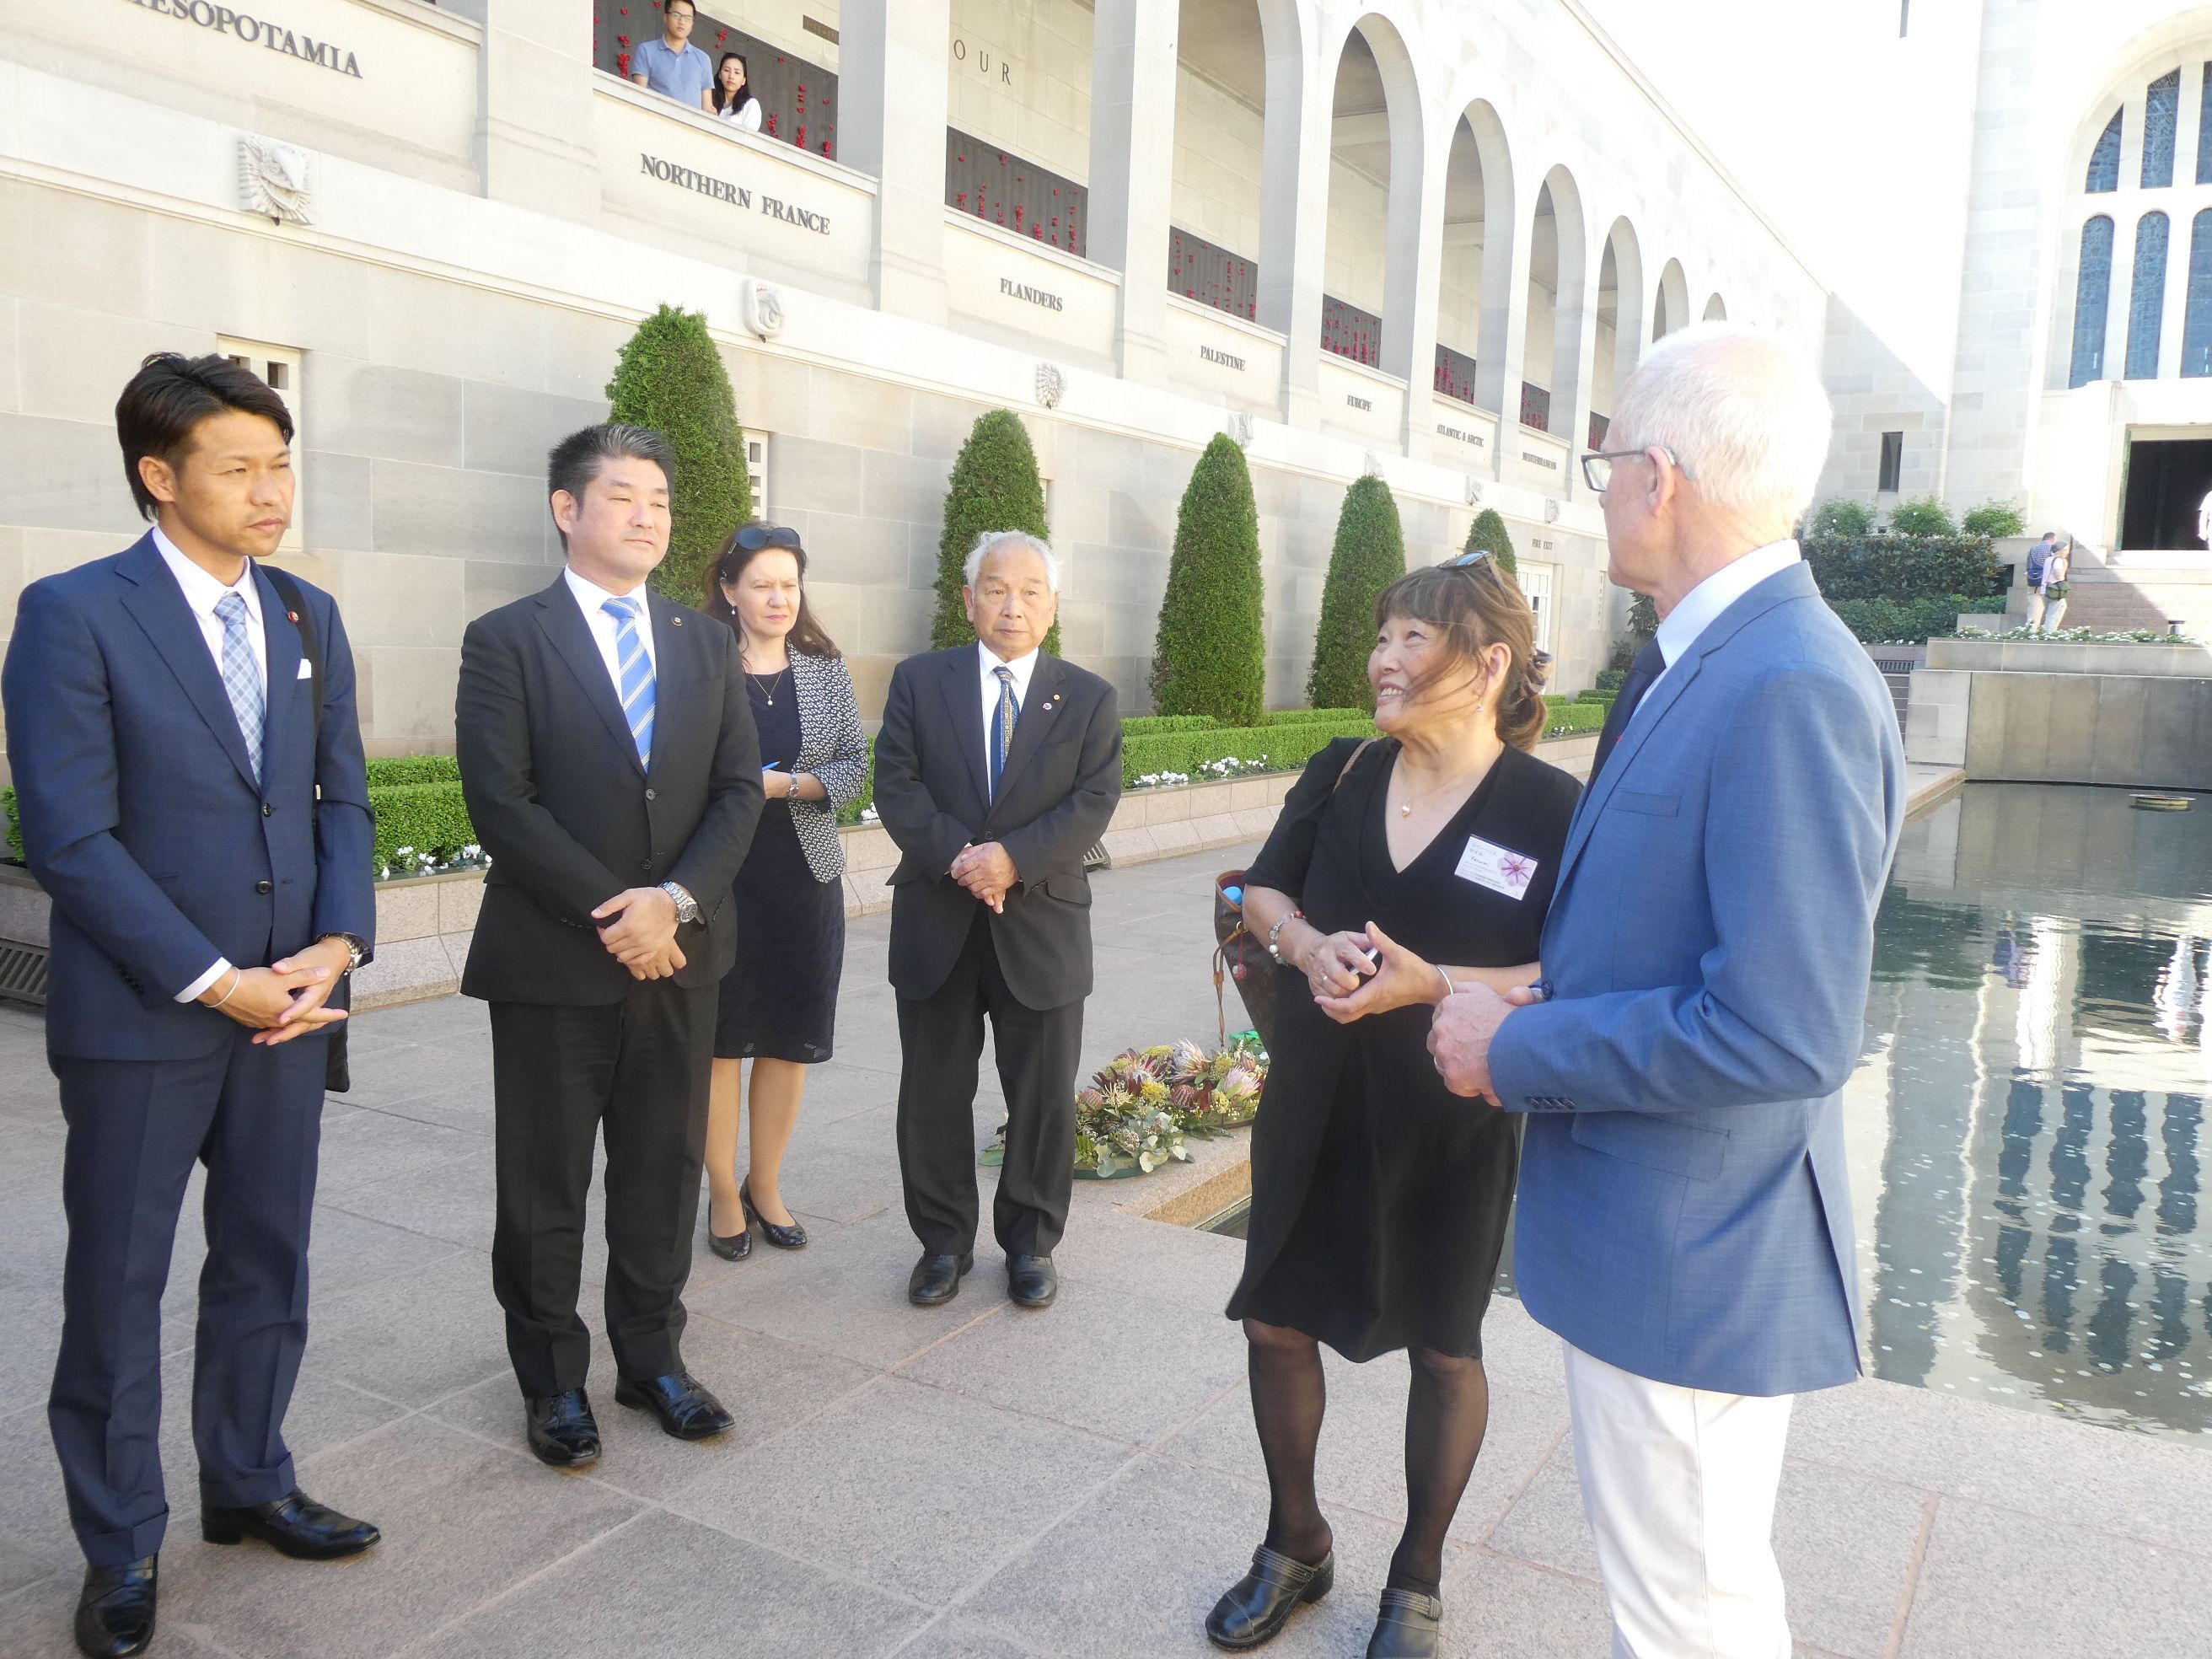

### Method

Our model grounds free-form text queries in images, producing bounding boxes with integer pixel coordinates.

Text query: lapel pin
[286,610,299,624]
[671,615,684,626]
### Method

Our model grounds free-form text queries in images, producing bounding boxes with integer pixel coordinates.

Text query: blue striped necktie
[603,596,656,768]
[213,590,265,781]
[989,664,1017,798]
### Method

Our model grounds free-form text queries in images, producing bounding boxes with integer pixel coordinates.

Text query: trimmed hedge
[1595,667,1628,691]
[1810,498,1876,537]
[366,755,460,787]
[370,781,476,871]
[2,787,18,862]
[1464,507,1517,580]
[1150,433,1265,724]
[1888,497,1957,536]
[1122,715,1376,787]
[1254,707,1367,727]
[1543,701,1608,738]
[605,304,751,606]
[1827,594,1989,644]
[1307,475,1406,711]
[1120,713,1221,736]
[932,410,1058,657]
[1802,533,2001,604]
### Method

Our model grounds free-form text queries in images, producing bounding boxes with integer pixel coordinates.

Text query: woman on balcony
[699,523,867,1260]
[1204,556,1579,1659]
[711,53,762,132]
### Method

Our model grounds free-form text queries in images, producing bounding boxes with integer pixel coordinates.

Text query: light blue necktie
[214,591,265,781]
[989,664,1017,798]
[604,596,655,768]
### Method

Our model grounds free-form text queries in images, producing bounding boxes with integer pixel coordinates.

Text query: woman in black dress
[1205,555,1581,1659]
[700,524,868,1260]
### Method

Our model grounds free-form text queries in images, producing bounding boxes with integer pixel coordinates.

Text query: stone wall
[1905,641,2212,789]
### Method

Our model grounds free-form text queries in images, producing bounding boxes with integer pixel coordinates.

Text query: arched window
[2144,70,2181,187]
[2127,212,2172,377]
[2070,217,2115,385]
[2198,65,2212,182]
[2181,210,2212,375]
[2086,109,2123,192]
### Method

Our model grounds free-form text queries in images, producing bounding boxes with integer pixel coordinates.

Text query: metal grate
[0,938,48,1007]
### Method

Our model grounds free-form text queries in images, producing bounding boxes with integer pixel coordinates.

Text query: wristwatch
[318,932,368,975]
[659,881,701,926]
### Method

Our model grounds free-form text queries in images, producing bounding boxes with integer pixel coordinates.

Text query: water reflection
[1854,783,2212,1438]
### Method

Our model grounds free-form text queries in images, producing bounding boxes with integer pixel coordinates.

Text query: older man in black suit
[874,530,1123,1312]
[455,424,761,1468]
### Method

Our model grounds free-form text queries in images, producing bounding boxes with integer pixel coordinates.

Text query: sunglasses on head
[1439,549,1495,573]
[733,522,802,552]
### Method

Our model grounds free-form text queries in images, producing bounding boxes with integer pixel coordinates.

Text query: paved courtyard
[2,842,2209,1658]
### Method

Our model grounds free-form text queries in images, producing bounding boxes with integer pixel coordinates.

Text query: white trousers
[1560,1342,1795,1659]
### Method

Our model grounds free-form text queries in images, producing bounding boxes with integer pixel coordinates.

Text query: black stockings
[1243,1318,1331,1563]
[1242,1322,1493,1596]
[1389,1345,1491,1595]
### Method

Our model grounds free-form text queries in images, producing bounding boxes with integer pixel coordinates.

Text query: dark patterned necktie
[1590,639,1667,780]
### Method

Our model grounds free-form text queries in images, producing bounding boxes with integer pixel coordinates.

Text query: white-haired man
[1429,325,1905,1658]
[872,531,1122,1311]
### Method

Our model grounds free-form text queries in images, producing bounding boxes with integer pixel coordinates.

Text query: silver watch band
[659,881,700,925]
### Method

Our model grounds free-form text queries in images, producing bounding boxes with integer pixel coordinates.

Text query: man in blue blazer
[1431,327,1904,1659]
[3,355,379,1659]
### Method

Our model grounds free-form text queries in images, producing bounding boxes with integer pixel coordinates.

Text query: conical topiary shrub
[1305,473,1405,711]
[932,409,1059,656]
[1149,434,1265,724]
[604,303,750,604]
[1465,507,1517,580]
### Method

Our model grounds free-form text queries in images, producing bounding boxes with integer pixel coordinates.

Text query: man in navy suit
[1431,327,1904,1658]
[3,355,380,1659]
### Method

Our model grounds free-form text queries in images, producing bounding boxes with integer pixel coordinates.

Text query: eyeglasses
[733,522,802,552]
[1581,446,1695,494]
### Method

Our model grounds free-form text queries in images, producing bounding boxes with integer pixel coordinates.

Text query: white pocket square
[296,659,314,679]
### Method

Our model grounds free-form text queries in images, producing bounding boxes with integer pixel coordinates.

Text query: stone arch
[1703,292,1728,322]
[1432,98,1516,414]
[1653,257,1690,341]
[1594,216,1646,443]
[1523,163,1588,438]
[1317,11,1428,373]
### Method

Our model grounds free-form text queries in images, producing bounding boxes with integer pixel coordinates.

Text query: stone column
[475,0,601,221]
[1087,0,1179,382]
[840,0,952,325]
[1382,115,1446,461]
[1479,165,1537,480]
[1558,237,1602,495]
[1256,30,1329,426]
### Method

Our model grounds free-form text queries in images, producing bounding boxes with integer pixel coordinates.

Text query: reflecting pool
[1851,782,2211,1438]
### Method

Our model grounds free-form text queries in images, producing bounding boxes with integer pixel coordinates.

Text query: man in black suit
[874,530,1123,1312]
[455,424,761,1468]
[4,354,379,1659]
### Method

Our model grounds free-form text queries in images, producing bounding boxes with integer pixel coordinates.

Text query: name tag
[1454,835,1538,899]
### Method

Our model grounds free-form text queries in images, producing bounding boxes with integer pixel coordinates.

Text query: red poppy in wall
[1034,225,1044,239]
[618,33,630,46]
[796,126,807,145]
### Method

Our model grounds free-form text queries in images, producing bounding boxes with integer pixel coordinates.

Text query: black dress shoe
[1204,1544,1334,1651]
[524,1388,602,1467]
[614,1371,734,1440]
[1007,1253,1059,1309]
[707,1212,753,1260]
[74,1557,156,1659]
[742,1181,808,1249]
[907,1250,974,1306]
[1365,1586,1444,1658]
[201,1489,380,1559]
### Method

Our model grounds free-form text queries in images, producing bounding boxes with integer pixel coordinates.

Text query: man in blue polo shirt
[631,0,715,113]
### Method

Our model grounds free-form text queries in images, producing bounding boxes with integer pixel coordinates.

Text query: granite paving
[0,838,2204,1658]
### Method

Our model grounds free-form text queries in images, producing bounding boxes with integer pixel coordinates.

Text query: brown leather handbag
[1211,738,1377,1050]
